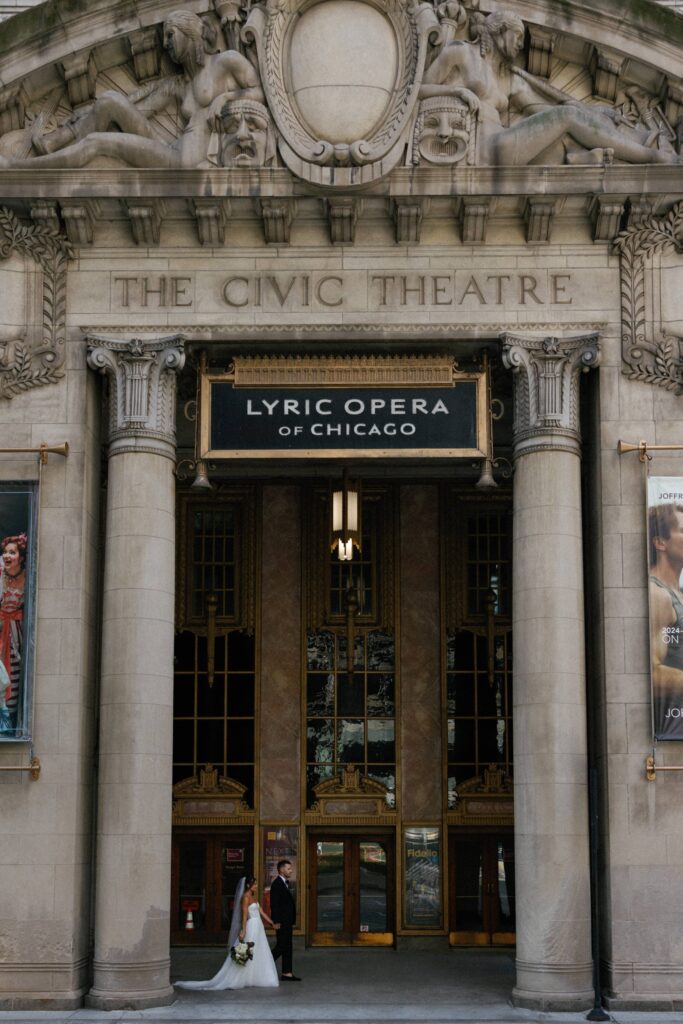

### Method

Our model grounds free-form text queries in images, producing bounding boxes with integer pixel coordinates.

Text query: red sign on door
[224,847,245,863]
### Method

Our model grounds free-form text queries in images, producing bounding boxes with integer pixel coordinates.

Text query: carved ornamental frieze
[613,200,683,394]
[0,207,73,400]
[0,1,680,180]
[448,763,513,827]
[172,763,255,825]
[306,764,396,823]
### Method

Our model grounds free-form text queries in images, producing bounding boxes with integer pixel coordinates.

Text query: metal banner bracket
[618,440,683,462]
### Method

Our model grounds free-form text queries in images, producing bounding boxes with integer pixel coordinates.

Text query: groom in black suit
[270,859,300,980]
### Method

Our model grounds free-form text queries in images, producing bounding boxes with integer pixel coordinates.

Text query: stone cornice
[0,165,682,200]
[78,322,608,343]
[0,167,680,250]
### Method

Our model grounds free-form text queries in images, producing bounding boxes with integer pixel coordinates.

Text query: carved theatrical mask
[413,97,474,166]
[219,100,275,167]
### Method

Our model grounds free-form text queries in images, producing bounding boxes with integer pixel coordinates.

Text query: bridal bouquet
[230,940,255,966]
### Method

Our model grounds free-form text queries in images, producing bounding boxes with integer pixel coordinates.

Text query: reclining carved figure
[420,8,682,166]
[1,10,264,169]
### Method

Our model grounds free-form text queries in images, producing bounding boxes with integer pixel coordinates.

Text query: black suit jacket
[270,875,296,926]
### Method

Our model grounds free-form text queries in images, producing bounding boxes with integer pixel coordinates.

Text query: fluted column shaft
[502,333,599,1012]
[86,336,184,1010]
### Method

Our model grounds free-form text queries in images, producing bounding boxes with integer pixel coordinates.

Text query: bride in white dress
[176,876,280,990]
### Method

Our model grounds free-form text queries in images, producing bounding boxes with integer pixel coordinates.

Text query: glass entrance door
[171,831,253,944]
[448,831,515,945]
[308,833,394,945]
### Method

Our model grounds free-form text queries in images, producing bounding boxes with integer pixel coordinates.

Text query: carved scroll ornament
[243,0,440,182]
[613,200,683,393]
[0,207,73,401]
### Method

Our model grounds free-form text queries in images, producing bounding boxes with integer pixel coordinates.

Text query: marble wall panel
[259,485,301,820]
[400,485,440,820]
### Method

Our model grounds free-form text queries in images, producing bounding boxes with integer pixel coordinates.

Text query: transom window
[306,629,396,808]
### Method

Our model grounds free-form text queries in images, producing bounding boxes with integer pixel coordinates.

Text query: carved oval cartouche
[289,0,398,145]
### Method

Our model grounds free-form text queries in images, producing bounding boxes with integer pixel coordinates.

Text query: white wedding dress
[176,903,279,990]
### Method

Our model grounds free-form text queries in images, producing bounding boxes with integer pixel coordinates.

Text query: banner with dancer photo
[648,476,683,740]
[0,484,37,741]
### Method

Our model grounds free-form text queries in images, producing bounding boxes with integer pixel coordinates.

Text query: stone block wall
[598,329,683,1008]
[0,259,100,1005]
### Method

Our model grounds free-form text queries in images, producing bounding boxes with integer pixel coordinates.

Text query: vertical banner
[648,476,683,740]
[0,483,37,741]
[403,827,441,928]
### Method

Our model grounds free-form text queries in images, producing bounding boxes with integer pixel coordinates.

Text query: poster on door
[0,483,37,741]
[647,476,683,740]
[262,826,298,919]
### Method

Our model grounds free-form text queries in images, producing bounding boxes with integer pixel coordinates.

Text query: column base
[86,984,175,1010]
[512,986,595,1012]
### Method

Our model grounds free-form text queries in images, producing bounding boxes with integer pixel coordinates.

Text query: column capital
[86,334,186,459]
[500,333,600,457]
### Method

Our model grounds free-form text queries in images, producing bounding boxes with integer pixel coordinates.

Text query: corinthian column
[86,336,185,1010]
[501,333,599,1012]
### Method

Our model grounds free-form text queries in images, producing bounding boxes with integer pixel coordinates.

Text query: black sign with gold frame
[199,356,488,460]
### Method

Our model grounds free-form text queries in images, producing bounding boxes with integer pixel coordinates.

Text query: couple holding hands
[177,859,300,991]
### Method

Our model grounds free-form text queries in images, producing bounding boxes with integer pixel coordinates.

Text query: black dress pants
[271,923,293,974]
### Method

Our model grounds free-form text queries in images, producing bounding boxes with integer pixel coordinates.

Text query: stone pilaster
[260,485,301,820]
[85,335,185,1010]
[400,485,440,819]
[501,332,599,1012]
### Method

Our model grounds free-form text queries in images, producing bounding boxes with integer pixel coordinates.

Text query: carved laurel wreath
[613,201,683,394]
[0,207,74,400]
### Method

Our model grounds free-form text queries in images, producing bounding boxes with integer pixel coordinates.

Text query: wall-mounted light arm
[331,471,361,561]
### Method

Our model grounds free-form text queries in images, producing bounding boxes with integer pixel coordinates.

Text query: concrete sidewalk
[0,944,682,1024]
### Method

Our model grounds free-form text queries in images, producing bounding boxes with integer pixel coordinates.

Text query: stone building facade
[0,0,682,1013]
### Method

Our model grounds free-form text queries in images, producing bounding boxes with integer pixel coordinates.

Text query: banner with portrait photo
[0,484,37,741]
[648,476,683,740]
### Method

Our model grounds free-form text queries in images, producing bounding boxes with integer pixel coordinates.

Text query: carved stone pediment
[243,0,440,185]
[448,763,514,827]
[0,0,681,186]
[172,764,254,824]
[308,764,395,818]
[173,764,247,798]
